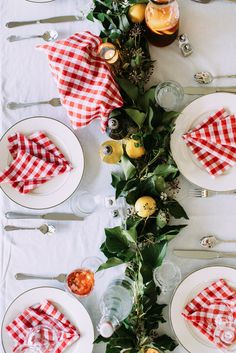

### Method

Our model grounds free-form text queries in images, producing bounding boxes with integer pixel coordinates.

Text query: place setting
[1,1,236,353]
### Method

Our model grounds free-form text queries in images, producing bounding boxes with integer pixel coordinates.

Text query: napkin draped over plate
[0,131,72,194]
[182,108,236,176]
[37,31,123,131]
[6,300,80,353]
[182,279,236,349]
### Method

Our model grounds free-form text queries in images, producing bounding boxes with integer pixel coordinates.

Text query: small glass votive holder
[70,191,100,217]
[155,80,184,112]
[98,43,119,64]
[153,260,181,295]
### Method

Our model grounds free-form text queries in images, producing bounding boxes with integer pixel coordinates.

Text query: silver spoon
[200,235,236,249]
[194,71,236,84]
[7,30,58,43]
[4,224,56,236]
[7,98,61,110]
[15,273,66,283]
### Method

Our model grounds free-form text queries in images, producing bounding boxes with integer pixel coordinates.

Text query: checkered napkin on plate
[37,31,123,131]
[0,131,72,194]
[182,108,236,176]
[6,300,80,353]
[182,279,236,348]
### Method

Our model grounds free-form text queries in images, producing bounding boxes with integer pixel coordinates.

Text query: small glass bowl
[66,268,95,298]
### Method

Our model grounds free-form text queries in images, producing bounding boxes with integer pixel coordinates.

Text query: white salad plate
[171,93,236,191]
[25,0,55,3]
[170,266,236,353]
[0,117,84,209]
[1,286,94,353]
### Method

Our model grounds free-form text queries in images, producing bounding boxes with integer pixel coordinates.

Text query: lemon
[146,349,160,353]
[135,196,157,218]
[128,3,146,24]
[125,139,145,159]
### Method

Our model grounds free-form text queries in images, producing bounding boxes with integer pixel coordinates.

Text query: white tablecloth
[1,1,236,353]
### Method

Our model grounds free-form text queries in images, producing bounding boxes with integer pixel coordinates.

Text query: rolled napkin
[182,108,236,176]
[6,300,80,353]
[37,31,123,131]
[182,279,236,349]
[0,131,72,194]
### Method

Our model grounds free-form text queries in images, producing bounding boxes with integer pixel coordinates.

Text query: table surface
[1,1,236,353]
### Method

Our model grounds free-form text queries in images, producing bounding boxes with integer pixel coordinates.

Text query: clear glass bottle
[145,0,180,47]
[97,277,135,338]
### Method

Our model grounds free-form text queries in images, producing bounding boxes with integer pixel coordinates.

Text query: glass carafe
[145,0,179,47]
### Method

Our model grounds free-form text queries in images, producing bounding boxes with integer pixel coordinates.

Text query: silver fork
[189,188,236,198]
[7,98,62,110]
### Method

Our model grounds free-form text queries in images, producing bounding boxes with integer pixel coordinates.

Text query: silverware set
[4,224,55,236]
[15,273,66,283]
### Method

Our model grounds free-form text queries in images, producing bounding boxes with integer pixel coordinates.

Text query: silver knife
[184,86,236,95]
[5,212,83,221]
[6,15,83,28]
[174,249,236,259]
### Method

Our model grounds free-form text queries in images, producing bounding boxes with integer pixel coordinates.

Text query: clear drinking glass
[153,260,181,294]
[70,191,100,217]
[81,256,104,279]
[155,80,184,111]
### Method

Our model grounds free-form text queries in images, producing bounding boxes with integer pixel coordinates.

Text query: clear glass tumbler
[155,80,184,112]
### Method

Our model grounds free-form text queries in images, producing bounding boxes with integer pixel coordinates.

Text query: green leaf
[141,86,156,111]
[141,241,167,282]
[97,13,105,22]
[116,78,139,103]
[159,224,187,242]
[86,12,94,21]
[111,172,122,188]
[124,108,146,128]
[154,163,178,179]
[120,155,136,180]
[105,227,129,253]
[154,176,166,192]
[161,111,179,125]
[115,180,128,199]
[97,257,124,272]
[118,14,130,32]
[147,106,154,131]
[153,334,178,351]
[166,200,189,219]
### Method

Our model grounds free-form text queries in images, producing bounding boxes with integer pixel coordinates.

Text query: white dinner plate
[1,286,94,353]
[0,117,84,209]
[170,93,236,191]
[170,266,236,353]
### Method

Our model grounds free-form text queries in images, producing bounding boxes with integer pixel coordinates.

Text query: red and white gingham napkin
[6,300,80,353]
[0,132,72,194]
[182,279,236,348]
[37,31,123,131]
[182,108,236,176]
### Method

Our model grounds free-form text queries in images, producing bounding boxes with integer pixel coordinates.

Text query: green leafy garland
[88,1,188,352]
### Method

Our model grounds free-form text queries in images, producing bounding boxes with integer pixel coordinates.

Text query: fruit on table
[128,3,146,24]
[135,196,157,218]
[146,349,160,353]
[67,269,95,296]
[125,138,145,159]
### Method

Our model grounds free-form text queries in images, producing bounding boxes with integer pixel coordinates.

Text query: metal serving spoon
[4,224,55,236]
[7,30,58,43]
[15,273,66,283]
[194,71,236,84]
[200,235,236,249]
